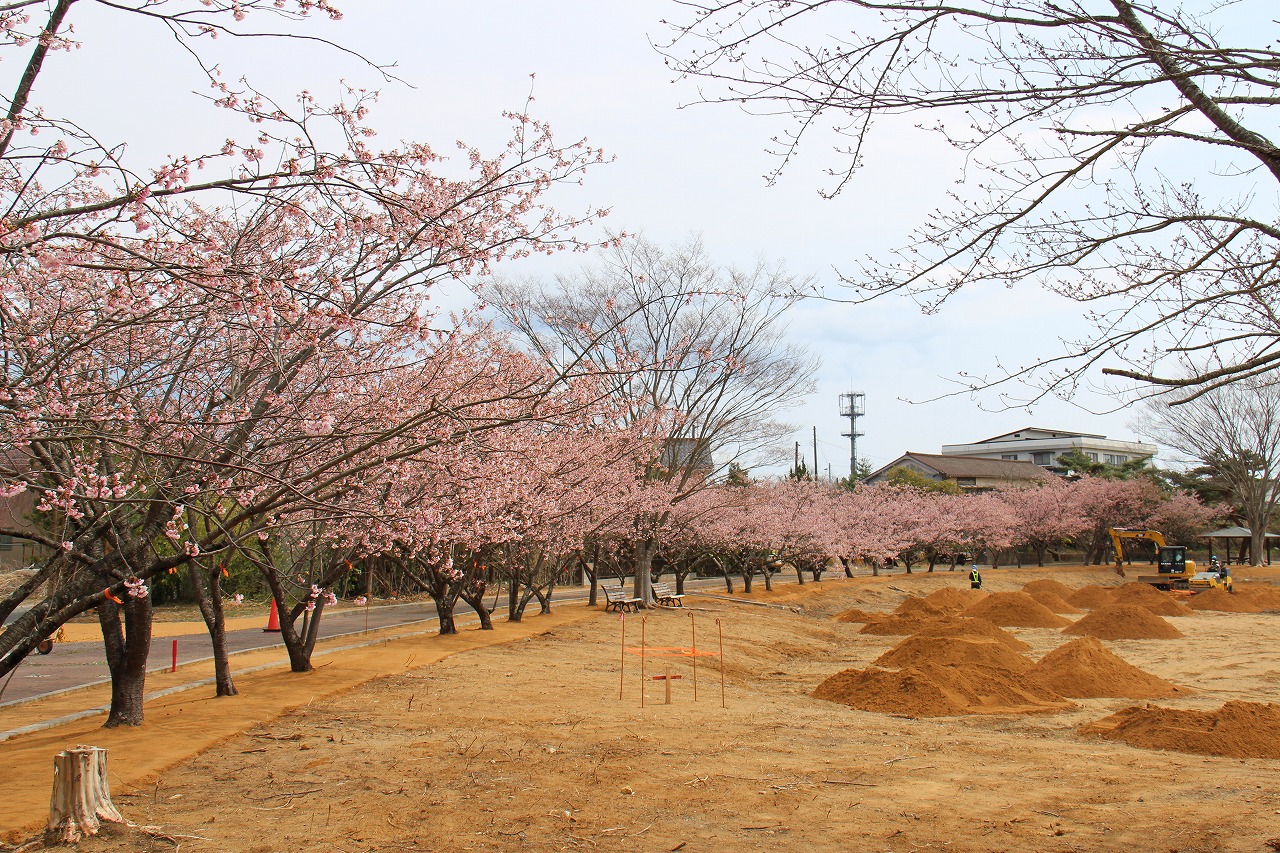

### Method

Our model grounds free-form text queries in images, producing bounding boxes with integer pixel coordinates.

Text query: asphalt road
[0,572,840,705]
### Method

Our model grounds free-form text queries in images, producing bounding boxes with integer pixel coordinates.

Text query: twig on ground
[245,788,321,801]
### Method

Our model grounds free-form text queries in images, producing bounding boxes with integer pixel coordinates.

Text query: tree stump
[45,745,124,845]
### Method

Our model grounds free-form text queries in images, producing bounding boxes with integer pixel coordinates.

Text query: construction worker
[969,564,983,590]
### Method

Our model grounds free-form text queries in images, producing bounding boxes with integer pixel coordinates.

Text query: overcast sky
[44,1,1165,475]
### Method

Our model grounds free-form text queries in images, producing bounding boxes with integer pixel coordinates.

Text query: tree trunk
[190,562,237,697]
[632,538,658,607]
[461,589,493,629]
[587,543,600,606]
[46,746,124,845]
[100,592,153,728]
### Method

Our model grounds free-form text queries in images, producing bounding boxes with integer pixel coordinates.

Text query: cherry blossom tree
[0,1,614,723]
[492,235,818,605]
[1001,480,1091,567]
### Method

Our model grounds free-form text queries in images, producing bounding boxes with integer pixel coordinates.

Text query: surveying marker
[652,666,682,705]
[619,611,724,708]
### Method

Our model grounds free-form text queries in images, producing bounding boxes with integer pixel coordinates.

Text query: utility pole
[794,440,800,477]
[812,426,818,482]
[839,392,866,481]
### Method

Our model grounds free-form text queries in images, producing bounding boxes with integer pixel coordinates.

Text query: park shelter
[1203,526,1280,566]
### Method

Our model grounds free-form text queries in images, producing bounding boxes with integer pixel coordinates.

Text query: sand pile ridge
[894,597,957,618]
[1025,590,1082,614]
[1082,700,1280,759]
[1021,578,1077,599]
[816,629,1070,717]
[907,616,1030,652]
[1028,636,1185,699]
[1186,588,1261,613]
[833,607,881,623]
[1109,582,1192,616]
[1064,604,1183,640]
[961,591,1072,628]
[1066,584,1116,610]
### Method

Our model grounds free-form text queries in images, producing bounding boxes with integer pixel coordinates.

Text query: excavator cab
[1158,545,1188,575]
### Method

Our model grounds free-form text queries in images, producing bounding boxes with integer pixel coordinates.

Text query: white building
[940,427,1157,471]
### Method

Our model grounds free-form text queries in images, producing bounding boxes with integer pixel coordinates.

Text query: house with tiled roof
[863,452,1051,492]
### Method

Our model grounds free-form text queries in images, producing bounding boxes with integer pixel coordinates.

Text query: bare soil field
[7,563,1280,852]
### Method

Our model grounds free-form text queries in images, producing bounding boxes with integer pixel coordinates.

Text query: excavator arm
[1108,528,1168,576]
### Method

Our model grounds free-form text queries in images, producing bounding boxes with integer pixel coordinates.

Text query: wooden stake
[689,612,698,701]
[618,612,626,701]
[716,618,726,709]
[640,614,648,708]
[46,745,124,845]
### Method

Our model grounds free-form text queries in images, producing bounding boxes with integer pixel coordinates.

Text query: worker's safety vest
[970,570,981,583]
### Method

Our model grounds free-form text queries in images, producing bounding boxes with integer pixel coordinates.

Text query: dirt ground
[7,564,1280,852]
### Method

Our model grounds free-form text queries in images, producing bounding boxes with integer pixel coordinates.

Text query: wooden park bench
[652,582,686,607]
[603,585,642,613]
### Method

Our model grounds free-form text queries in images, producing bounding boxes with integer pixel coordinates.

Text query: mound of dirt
[814,661,1068,717]
[1081,700,1280,759]
[922,586,987,610]
[1026,590,1082,614]
[858,612,951,635]
[1109,582,1193,616]
[1067,585,1115,609]
[874,635,1032,673]
[814,666,970,716]
[961,592,1072,628]
[1064,604,1184,640]
[908,616,1030,652]
[1021,578,1077,599]
[1236,583,1280,608]
[833,607,882,623]
[1185,588,1267,613]
[1028,636,1185,699]
[894,597,957,618]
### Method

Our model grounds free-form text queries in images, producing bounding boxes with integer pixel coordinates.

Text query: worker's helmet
[971,564,979,570]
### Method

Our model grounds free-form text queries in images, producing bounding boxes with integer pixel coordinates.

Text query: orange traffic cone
[263,597,281,633]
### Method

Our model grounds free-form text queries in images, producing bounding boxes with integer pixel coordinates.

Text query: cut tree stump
[45,745,124,845]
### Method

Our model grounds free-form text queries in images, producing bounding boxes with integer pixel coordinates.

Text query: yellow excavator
[1108,528,1231,593]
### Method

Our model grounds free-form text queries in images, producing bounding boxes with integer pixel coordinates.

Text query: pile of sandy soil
[1082,700,1280,759]
[857,611,951,635]
[873,634,1030,671]
[1109,582,1193,616]
[1025,590,1081,614]
[1190,584,1280,613]
[1186,587,1265,613]
[907,615,1030,651]
[1239,583,1280,608]
[961,591,1072,628]
[1022,578,1078,599]
[1028,636,1185,699]
[813,660,1069,717]
[832,606,881,623]
[894,596,957,618]
[922,586,986,609]
[1067,584,1116,609]
[816,633,1069,717]
[1064,604,1184,640]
